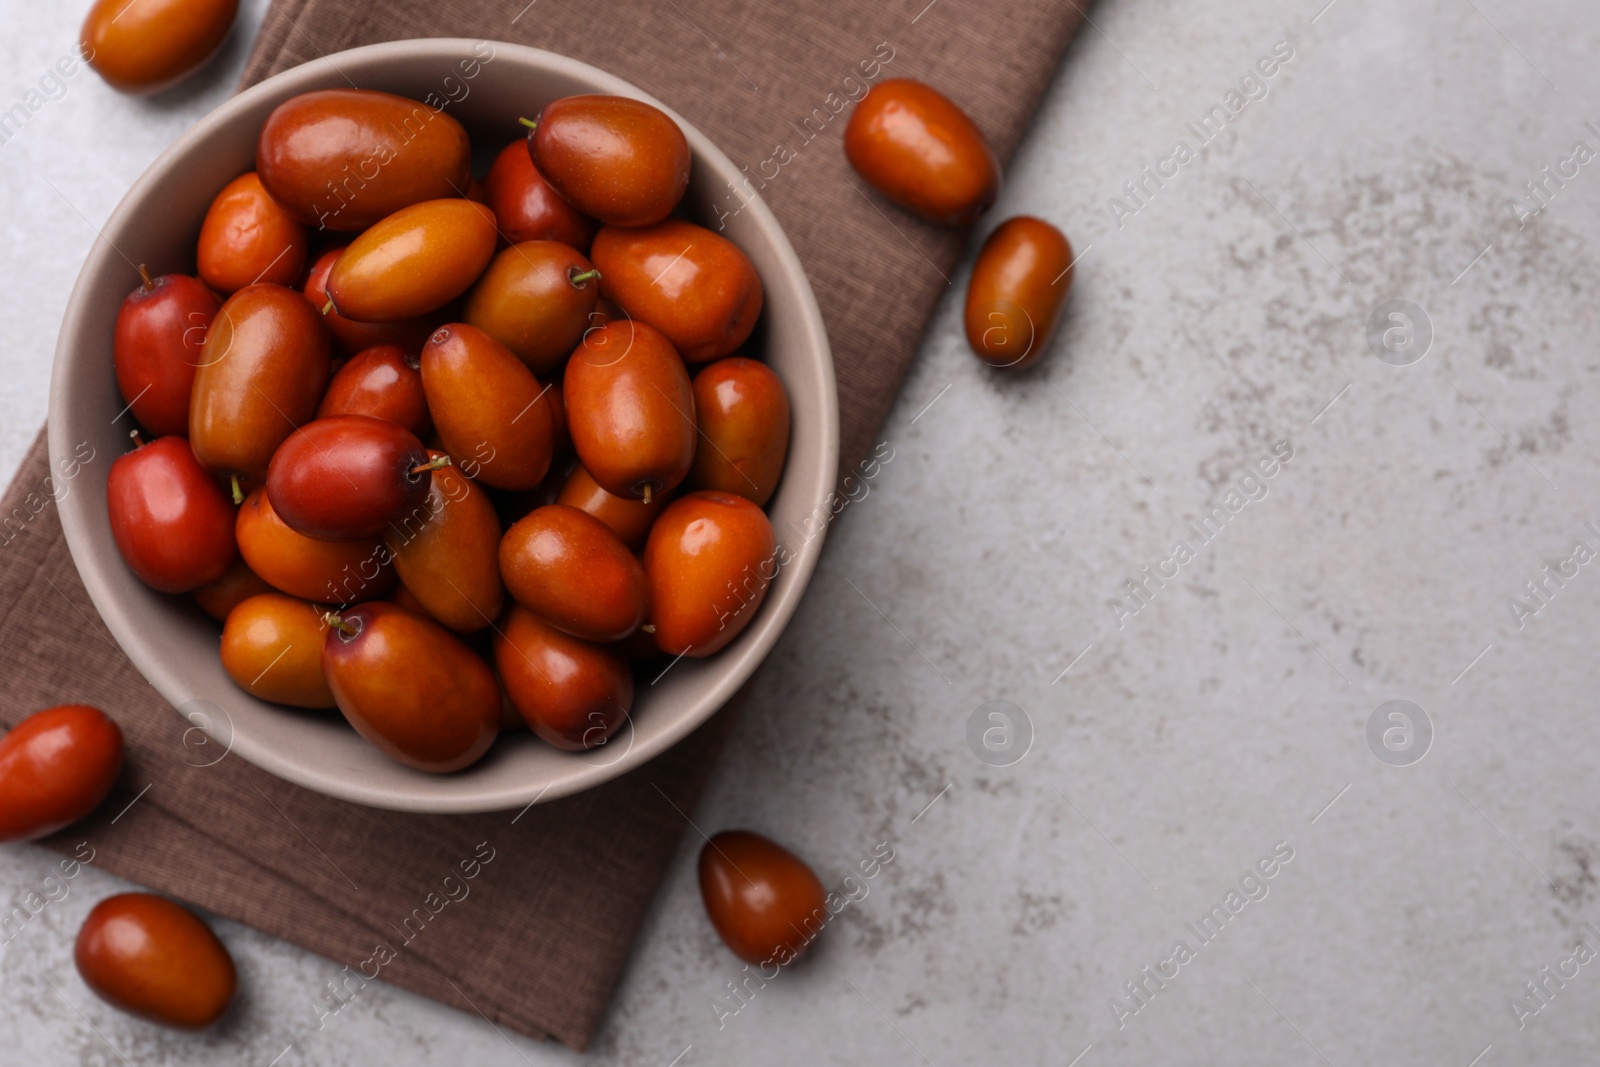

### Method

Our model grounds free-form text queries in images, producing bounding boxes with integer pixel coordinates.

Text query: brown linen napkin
[3,0,1086,1051]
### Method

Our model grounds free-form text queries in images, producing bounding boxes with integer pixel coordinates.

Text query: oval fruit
[266,415,436,541]
[463,241,599,374]
[257,89,473,231]
[220,594,335,708]
[420,324,556,491]
[75,893,236,1029]
[556,463,667,550]
[81,0,237,95]
[493,606,632,750]
[843,78,1001,225]
[591,221,762,363]
[196,172,308,293]
[190,284,331,480]
[499,505,648,642]
[698,830,827,965]
[322,602,499,772]
[484,139,597,250]
[113,269,219,438]
[107,436,237,594]
[644,490,776,656]
[563,320,696,501]
[326,199,498,322]
[236,488,393,605]
[191,558,275,621]
[687,358,790,506]
[316,344,429,434]
[303,248,435,355]
[384,452,503,632]
[530,95,690,227]
[964,216,1073,369]
[0,705,123,843]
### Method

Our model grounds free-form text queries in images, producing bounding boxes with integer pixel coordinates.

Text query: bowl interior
[50,39,837,813]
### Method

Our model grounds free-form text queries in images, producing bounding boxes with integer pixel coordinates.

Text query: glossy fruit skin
[420,324,556,491]
[644,491,776,656]
[81,0,237,95]
[321,602,499,773]
[113,273,219,438]
[107,436,237,594]
[485,140,597,250]
[0,706,123,843]
[964,216,1073,369]
[463,241,599,374]
[556,463,667,550]
[563,320,696,500]
[326,199,498,323]
[220,594,335,708]
[698,830,828,965]
[196,172,308,293]
[236,488,393,605]
[384,452,503,633]
[688,358,790,506]
[843,78,1001,225]
[530,95,691,227]
[190,284,331,479]
[303,249,435,355]
[266,415,432,541]
[591,221,762,363]
[257,89,473,231]
[493,606,632,750]
[75,893,236,1029]
[316,344,429,434]
[191,558,275,621]
[499,505,648,642]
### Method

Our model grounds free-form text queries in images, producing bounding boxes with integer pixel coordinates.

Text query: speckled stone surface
[5,0,1600,1063]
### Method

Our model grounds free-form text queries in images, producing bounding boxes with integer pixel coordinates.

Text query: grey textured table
[4,1,1600,1063]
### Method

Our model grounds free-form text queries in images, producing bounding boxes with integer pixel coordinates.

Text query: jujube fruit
[236,488,393,604]
[964,215,1073,369]
[698,830,827,965]
[499,504,648,642]
[530,94,691,227]
[196,172,308,293]
[257,89,472,230]
[321,602,499,773]
[644,490,776,656]
[420,324,556,491]
[326,199,498,322]
[463,241,599,374]
[384,453,504,633]
[112,268,219,438]
[687,357,790,506]
[81,0,237,95]
[843,78,1001,225]
[107,435,237,593]
[485,139,597,250]
[189,283,331,481]
[591,220,762,363]
[220,594,336,708]
[563,319,696,502]
[75,893,236,1029]
[266,415,439,541]
[0,705,123,843]
[316,344,429,434]
[494,606,632,751]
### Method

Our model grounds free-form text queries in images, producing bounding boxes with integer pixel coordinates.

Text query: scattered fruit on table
[81,0,238,95]
[843,77,1001,225]
[75,893,236,1028]
[698,830,828,964]
[964,215,1074,369]
[0,705,123,843]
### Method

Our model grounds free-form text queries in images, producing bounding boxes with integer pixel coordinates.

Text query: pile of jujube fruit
[106,87,788,774]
